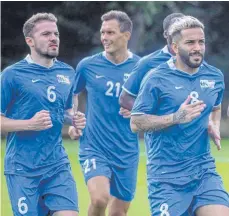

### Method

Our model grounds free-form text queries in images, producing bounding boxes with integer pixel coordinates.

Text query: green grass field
[1,139,229,215]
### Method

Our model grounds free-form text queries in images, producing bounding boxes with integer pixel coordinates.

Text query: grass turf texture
[1,139,229,215]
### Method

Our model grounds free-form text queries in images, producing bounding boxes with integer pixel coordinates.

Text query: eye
[186,41,194,44]
[42,32,50,36]
[199,40,205,44]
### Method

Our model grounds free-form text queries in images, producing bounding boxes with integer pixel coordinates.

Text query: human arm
[130,96,206,133]
[208,106,221,150]
[1,110,53,133]
[119,90,136,111]
[227,104,229,117]
[66,93,86,140]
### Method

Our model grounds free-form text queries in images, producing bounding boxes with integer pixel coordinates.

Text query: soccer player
[119,13,184,111]
[1,13,86,216]
[69,10,140,216]
[130,16,229,216]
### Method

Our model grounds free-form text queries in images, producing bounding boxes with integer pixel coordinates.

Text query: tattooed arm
[131,113,175,133]
[131,96,206,133]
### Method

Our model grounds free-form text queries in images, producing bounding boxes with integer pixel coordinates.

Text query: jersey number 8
[190,91,199,104]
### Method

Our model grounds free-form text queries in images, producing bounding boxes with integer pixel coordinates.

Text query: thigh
[195,205,229,216]
[87,176,110,201]
[148,180,193,216]
[52,210,78,216]
[192,171,229,216]
[110,163,138,202]
[42,165,79,213]
[79,153,112,183]
[6,174,41,216]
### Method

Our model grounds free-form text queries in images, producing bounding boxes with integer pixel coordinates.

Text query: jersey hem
[122,86,137,97]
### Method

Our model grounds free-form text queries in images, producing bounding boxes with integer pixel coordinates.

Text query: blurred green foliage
[1,1,229,116]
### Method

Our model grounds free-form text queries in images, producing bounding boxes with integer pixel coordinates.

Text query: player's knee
[91,194,109,209]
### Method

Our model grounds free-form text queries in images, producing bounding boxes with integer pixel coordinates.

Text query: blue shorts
[79,151,138,202]
[6,164,78,216]
[148,169,229,216]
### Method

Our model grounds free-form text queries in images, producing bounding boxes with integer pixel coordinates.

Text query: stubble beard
[35,46,59,59]
[179,48,204,69]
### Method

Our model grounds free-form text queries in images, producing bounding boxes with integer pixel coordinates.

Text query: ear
[124,31,131,41]
[171,41,179,55]
[163,31,167,39]
[25,37,34,48]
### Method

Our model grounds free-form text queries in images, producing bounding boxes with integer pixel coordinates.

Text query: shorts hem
[85,173,111,184]
[50,206,79,212]
[193,201,229,214]
[110,192,134,202]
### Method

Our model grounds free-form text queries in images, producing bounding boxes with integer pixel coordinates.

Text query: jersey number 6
[47,85,56,102]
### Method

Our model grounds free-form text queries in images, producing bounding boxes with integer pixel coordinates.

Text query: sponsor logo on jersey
[200,80,215,89]
[124,73,130,82]
[57,74,70,84]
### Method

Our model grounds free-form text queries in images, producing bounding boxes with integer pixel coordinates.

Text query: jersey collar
[25,54,57,68]
[161,45,172,56]
[102,50,133,66]
[167,57,204,76]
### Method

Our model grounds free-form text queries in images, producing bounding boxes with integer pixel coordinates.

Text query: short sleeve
[73,60,87,94]
[122,58,151,97]
[65,85,74,110]
[1,67,15,115]
[131,74,161,115]
[214,77,225,108]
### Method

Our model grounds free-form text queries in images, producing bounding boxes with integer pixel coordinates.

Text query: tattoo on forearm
[132,115,171,132]
[173,110,187,124]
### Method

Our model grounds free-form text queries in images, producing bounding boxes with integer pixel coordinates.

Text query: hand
[119,107,131,118]
[208,121,221,150]
[28,110,53,131]
[72,111,86,130]
[68,126,82,140]
[173,96,206,124]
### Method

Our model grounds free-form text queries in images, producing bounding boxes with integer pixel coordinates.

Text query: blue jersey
[132,58,224,179]
[123,46,172,96]
[1,55,75,176]
[74,52,140,167]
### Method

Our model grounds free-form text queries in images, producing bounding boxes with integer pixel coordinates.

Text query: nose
[49,33,57,41]
[193,42,202,51]
[101,32,108,41]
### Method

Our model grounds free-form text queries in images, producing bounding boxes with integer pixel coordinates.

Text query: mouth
[190,53,202,57]
[190,53,203,61]
[49,44,58,48]
[103,42,111,49]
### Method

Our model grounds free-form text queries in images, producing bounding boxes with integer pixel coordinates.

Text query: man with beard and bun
[69,10,140,216]
[1,13,86,216]
[130,16,229,216]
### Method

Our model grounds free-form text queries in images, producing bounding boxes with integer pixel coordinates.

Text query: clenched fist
[28,110,53,131]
